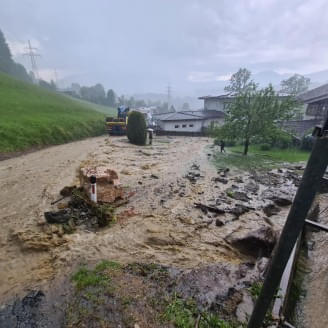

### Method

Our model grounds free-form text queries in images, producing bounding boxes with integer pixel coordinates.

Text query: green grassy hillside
[0,72,116,153]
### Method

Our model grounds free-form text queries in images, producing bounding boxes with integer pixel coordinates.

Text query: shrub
[260,143,271,151]
[127,111,147,145]
[300,134,314,151]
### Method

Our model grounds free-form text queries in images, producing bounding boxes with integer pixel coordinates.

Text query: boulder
[226,226,277,258]
[80,166,125,203]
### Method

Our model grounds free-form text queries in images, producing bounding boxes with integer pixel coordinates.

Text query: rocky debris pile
[0,260,269,327]
[11,228,67,251]
[225,225,277,258]
[45,187,115,232]
[0,290,64,328]
[174,259,268,321]
[185,163,202,183]
[80,166,125,203]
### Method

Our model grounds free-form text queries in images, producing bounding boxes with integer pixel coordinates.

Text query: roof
[298,83,328,103]
[198,93,234,100]
[159,110,225,122]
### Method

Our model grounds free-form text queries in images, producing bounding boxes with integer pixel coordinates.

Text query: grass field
[0,72,116,153]
[212,144,310,170]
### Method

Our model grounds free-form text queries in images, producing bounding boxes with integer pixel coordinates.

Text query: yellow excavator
[105,106,130,136]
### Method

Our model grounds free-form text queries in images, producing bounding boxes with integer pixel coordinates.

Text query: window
[189,124,194,127]
[182,124,187,128]
[174,124,179,128]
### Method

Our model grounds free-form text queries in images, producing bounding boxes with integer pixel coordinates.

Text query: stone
[244,181,259,194]
[44,209,71,224]
[261,189,293,207]
[226,226,277,258]
[213,177,228,184]
[229,204,251,218]
[263,203,280,217]
[80,166,125,203]
[215,218,224,227]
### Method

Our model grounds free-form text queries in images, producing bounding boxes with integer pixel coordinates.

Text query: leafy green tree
[127,111,147,145]
[217,84,298,155]
[224,68,257,94]
[0,29,31,82]
[0,29,12,74]
[280,74,310,95]
[106,89,116,107]
[80,83,106,104]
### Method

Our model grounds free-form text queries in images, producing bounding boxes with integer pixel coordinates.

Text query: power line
[24,40,40,80]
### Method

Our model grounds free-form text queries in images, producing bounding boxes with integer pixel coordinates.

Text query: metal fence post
[247,128,328,328]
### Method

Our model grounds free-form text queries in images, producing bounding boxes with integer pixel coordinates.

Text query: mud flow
[0,135,319,327]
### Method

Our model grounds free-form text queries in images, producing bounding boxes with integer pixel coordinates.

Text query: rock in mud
[261,189,293,206]
[228,204,252,218]
[226,189,250,202]
[213,177,228,184]
[80,166,125,203]
[215,218,224,227]
[194,202,225,215]
[226,226,277,258]
[244,181,259,194]
[174,261,264,313]
[44,209,70,224]
[263,203,281,217]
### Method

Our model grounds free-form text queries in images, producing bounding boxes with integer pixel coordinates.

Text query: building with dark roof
[298,83,328,120]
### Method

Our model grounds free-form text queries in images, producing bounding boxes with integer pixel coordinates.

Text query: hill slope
[0,72,115,153]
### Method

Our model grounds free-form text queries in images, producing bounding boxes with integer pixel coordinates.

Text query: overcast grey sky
[1,0,327,95]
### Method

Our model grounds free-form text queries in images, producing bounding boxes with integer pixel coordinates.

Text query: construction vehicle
[105,106,130,135]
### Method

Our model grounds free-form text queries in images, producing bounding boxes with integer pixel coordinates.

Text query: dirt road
[0,135,293,303]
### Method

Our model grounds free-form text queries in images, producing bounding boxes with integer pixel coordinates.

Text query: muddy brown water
[0,135,297,305]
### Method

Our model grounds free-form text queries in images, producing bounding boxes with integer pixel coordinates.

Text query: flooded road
[0,136,296,303]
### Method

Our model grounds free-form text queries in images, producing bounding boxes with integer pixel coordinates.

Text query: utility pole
[167,84,171,112]
[24,40,40,82]
[54,69,58,85]
[247,118,328,328]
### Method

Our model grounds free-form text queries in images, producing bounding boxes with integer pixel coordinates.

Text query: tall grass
[0,72,115,153]
[212,145,310,170]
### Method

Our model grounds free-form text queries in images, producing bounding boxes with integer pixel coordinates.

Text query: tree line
[69,82,174,112]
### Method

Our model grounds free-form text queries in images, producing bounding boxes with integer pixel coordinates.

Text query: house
[198,94,234,112]
[154,110,224,135]
[282,84,328,137]
[298,83,328,120]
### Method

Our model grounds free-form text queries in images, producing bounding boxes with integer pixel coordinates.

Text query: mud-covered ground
[0,135,316,327]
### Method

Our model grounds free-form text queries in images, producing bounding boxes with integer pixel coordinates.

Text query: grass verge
[0,72,116,153]
[212,145,309,170]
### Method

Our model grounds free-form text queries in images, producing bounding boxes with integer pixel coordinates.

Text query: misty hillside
[0,72,115,153]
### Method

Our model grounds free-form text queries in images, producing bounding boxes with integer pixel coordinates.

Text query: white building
[154,110,224,134]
